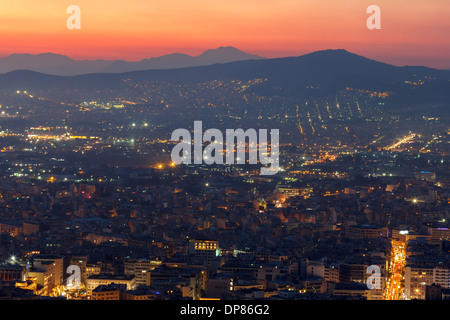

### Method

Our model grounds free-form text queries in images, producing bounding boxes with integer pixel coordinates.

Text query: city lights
[0,1,448,308]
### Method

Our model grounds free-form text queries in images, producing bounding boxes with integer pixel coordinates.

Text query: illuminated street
[385,133,416,151]
[385,240,406,300]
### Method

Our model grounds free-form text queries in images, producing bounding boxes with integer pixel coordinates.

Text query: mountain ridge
[0,46,265,76]
[1,49,449,110]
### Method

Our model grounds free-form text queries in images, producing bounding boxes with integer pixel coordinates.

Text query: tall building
[124,258,162,286]
[86,274,136,296]
[85,263,102,280]
[339,263,368,284]
[306,260,340,283]
[69,256,88,284]
[433,266,450,289]
[404,265,450,300]
[391,229,430,243]
[0,222,22,237]
[188,239,220,265]
[91,283,126,300]
[345,225,388,239]
[26,254,64,296]
[428,226,450,244]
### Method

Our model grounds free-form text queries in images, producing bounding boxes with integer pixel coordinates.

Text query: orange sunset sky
[0,0,449,68]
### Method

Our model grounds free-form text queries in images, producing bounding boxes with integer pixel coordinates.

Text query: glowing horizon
[0,0,449,68]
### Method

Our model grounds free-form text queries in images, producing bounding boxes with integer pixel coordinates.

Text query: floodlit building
[404,265,450,300]
[86,274,136,296]
[26,254,64,296]
[188,239,220,265]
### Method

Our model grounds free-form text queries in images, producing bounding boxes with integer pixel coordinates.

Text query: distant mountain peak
[199,46,264,59]
[0,47,265,75]
[201,46,245,54]
[308,48,357,56]
[7,52,71,59]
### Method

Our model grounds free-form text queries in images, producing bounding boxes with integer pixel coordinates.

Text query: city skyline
[0,0,449,306]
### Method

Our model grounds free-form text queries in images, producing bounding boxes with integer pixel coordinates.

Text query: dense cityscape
[0,68,449,301]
